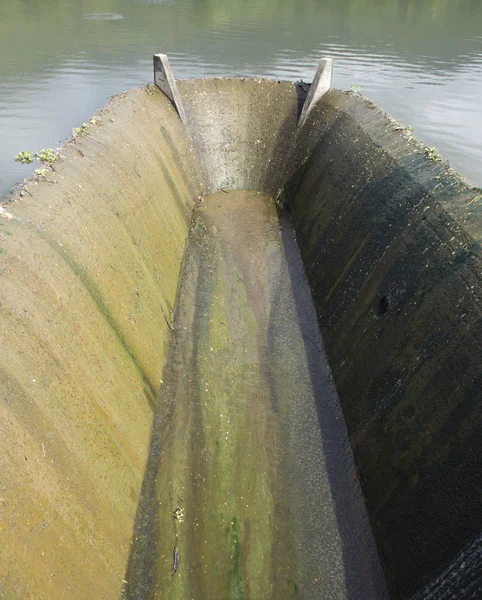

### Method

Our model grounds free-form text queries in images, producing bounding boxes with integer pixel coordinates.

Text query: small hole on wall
[377,295,389,317]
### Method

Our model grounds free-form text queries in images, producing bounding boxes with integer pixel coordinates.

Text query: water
[0,0,481,199]
[124,191,387,599]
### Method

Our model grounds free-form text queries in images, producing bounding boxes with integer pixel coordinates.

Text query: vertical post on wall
[298,57,334,128]
[153,53,187,124]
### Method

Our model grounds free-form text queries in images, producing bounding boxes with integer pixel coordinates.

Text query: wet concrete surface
[0,86,200,600]
[124,190,386,600]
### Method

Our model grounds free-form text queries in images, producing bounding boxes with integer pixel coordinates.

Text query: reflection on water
[0,0,481,197]
[84,13,125,20]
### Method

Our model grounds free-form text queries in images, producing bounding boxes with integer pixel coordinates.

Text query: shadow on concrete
[273,207,389,600]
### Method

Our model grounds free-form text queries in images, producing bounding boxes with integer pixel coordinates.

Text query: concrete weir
[0,57,481,600]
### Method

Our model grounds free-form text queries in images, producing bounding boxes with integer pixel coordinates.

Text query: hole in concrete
[377,295,389,317]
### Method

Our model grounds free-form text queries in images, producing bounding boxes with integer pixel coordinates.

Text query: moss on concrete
[2,76,481,600]
[0,85,201,600]
[286,89,482,599]
[125,191,385,600]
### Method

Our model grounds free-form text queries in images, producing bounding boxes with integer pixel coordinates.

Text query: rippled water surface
[0,0,481,196]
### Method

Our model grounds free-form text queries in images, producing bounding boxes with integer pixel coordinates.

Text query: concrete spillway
[0,70,481,600]
[125,190,384,599]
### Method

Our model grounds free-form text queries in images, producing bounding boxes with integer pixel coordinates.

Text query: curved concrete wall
[286,91,482,599]
[1,77,481,599]
[0,87,200,599]
[178,78,301,195]
[179,79,482,598]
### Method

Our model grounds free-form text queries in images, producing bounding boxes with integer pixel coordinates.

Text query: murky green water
[0,0,481,197]
[124,191,386,599]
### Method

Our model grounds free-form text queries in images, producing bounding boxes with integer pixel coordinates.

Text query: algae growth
[125,191,382,600]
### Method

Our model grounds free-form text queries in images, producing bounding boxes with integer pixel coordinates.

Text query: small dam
[0,56,481,600]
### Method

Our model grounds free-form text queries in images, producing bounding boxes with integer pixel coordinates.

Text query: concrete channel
[0,57,481,600]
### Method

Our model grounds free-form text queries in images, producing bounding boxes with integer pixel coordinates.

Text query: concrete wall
[179,78,482,598]
[1,76,481,599]
[178,78,302,195]
[286,90,482,599]
[0,86,200,599]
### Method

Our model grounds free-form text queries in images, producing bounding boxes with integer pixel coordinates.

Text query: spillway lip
[3,84,178,206]
[4,78,481,245]
[178,75,292,82]
[2,72,482,600]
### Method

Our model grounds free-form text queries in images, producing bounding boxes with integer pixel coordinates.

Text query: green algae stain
[320,233,370,309]
[149,198,278,598]
[36,231,158,409]
[191,202,277,599]
[227,517,244,600]
[126,191,368,600]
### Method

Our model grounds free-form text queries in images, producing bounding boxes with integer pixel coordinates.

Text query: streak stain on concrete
[125,191,385,600]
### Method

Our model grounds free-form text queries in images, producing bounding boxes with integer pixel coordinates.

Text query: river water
[0,0,481,198]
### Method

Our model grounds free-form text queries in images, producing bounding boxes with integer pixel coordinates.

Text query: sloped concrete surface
[1,77,481,600]
[287,90,482,599]
[0,86,200,599]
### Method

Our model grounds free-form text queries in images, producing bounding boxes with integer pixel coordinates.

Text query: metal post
[153,53,187,124]
[298,57,334,128]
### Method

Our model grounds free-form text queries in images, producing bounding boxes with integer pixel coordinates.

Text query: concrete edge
[153,53,187,124]
[319,89,482,243]
[298,57,334,128]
